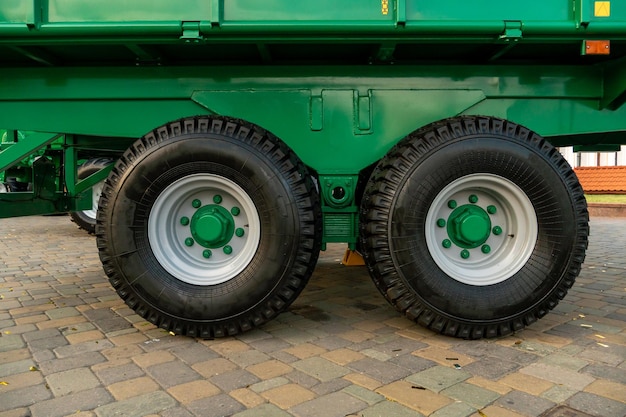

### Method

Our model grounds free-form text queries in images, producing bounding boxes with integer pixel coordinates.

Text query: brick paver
[0,216,625,416]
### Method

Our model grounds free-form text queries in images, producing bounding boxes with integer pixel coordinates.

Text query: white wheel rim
[425,173,538,286]
[148,173,261,286]
[82,181,104,220]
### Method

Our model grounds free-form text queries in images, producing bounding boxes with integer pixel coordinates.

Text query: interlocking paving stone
[30,387,113,417]
[284,369,319,388]
[0,384,52,412]
[405,365,471,392]
[289,391,367,417]
[161,407,195,417]
[341,384,384,405]
[261,383,316,408]
[0,359,36,379]
[496,390,556,416]
[0,335,25,352]
[347,357,412,384]
[249,376,290,393]
[377,380,453,415]
[539,353,590,371]
[292,356,351,382]
[520,363,596,391]
[232,403,293,417]
[209,369,260,392]
[229,387,266,408]
[45,306,81,320]
[185,394,246,417]
[45,367,100,396]
[430,401,477,417]
[541,405,594,417]
[108,376,160,401]
[310,377,351,395]
[166,380,221,404]
[565,392,626,417]
[441,382,500,409]
[53,339,114,358]
[0,216,625,417]
[360,400,426,417]
[39,351,107,375]
[246,359,293,379]
[461,357,522,380]
[94,362,145,385]
[584,379,626,403]
[94,391,175,417]
[583,362,626,384]
[146,360,201,389]
[541,385,579,404]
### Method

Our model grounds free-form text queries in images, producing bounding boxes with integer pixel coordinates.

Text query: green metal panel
[463,98,626,145]
[405,0,573,21]
[222,0,389,22]
[0,1,34,23]
[47,0,213,22]
[192,89,486,173]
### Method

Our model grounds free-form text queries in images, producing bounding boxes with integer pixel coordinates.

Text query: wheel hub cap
[448,205,491,248]
[191,205,234,248]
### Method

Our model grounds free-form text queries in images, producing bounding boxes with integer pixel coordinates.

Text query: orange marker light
[583,40,611,55]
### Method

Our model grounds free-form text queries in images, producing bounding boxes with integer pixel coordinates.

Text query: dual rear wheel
[97,116,587,339]
[97,117,322,338]
[360,117,588,338]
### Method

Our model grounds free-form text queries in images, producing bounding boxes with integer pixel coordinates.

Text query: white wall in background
[559,146,626,168]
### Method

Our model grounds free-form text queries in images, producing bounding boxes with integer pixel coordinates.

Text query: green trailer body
[0,0,624,339]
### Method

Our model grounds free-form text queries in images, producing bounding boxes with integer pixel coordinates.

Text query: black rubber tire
[70,158,113,234]
[96,116,322,338]
[360,116,588,339]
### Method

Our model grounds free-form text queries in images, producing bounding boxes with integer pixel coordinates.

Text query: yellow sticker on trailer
[595,1,611,17]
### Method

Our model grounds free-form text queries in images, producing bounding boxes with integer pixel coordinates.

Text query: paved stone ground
[0,215,625,417]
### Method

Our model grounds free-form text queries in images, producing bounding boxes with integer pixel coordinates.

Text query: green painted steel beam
[0,131,60,172]
[74,163,113,194]
[0,100,209,138]
[2,20,626,41]
[0,191,88,218]
[0,192,59,217]
[0,65,602,101]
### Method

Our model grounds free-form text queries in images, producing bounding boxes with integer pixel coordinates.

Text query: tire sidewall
[104,134,299,322]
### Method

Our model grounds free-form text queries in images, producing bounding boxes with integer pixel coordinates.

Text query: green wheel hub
[190,205,235,249]
[447,204,492,249]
